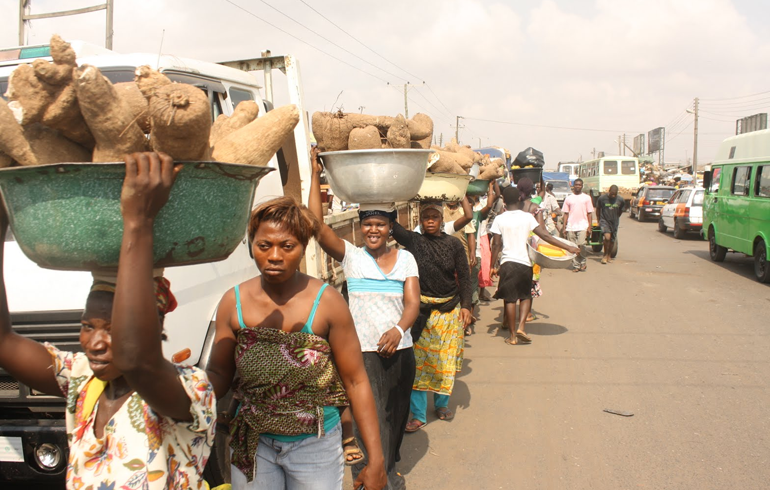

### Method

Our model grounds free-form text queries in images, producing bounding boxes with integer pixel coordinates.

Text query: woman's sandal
[405,419,427,433]
[504,336,519,345]
[342,437,364,466]
[516,330,532,344]
[435,407,454,420]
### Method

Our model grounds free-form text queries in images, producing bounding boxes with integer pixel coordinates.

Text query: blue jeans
[231,422,344,490]
[410,390,450,423]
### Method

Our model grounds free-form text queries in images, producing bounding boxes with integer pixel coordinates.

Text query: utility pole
[693,97,699,185]
[18,0,114,48]
[618,136,622,155]
[455,115,463,144]
[622,134,626,156]
[439,133,443,147]
[403,83,409,118]
[478,137,482,148]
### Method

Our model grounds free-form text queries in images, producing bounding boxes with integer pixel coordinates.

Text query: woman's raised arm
[308,147,346,262]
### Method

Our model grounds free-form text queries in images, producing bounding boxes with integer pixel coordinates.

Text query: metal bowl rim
[318,149,436,157]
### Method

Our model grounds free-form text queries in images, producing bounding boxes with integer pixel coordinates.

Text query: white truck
[0,41,418,485]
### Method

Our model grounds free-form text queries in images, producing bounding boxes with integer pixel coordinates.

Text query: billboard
[736,113,768,135]
[633,134,645,156]
[648,127,664,153]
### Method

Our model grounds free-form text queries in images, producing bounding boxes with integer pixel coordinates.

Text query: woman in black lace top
[392,201,473,432]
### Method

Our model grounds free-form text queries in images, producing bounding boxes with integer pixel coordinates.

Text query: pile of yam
[312,111,434,151]
[0,34,299,168]
[428,138,505,180]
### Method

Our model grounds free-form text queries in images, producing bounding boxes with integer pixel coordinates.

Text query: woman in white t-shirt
[310,149,419,489]
[490,187,580,345]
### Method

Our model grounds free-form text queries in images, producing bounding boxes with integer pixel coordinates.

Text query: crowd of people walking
[0,150,593,490]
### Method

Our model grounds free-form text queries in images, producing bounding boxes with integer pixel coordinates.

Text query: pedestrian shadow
[488,306,550,335]
[397,379,471,475]
[688,249,765,283]
[526,322,568,336]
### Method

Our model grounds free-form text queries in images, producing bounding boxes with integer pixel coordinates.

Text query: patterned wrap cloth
[230,327,349,481]
[412,295,464,396]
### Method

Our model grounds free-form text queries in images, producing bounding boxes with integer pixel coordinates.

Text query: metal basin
[0,161,274,271]
[528,236,577,270]
[466,179,490,196]
[415,172,472,202]
[319,149,433,203]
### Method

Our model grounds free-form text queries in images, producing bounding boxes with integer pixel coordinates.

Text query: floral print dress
[46,344,216,490]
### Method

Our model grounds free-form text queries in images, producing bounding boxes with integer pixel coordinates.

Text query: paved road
[377,215,770,490]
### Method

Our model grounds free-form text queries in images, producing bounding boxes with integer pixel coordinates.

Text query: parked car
[629,185,676,221]
[658,187,704,238]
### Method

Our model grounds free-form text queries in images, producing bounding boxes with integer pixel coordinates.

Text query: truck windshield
[550,181,570,191]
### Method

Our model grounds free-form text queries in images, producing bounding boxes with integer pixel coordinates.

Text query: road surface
[375,215,770,490]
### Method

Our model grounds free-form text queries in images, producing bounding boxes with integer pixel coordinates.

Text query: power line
[665,120,693,144]
[222,0,390,84]
[411,85,454,121]
[700,89,770,102]
[297,0,421,82]
[462,116,641,133]
[423,82,455,117]
[252,0,406,83]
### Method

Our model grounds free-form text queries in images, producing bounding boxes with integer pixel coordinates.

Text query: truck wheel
[658,219,667,233]
[611,238,619,258]
[637,210,645,222]
[674,221,685,239]
[709,227,727,262]
[754,240,770,283]
[592,244,603,253]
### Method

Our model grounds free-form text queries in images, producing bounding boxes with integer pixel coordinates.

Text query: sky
[2,0,769,167]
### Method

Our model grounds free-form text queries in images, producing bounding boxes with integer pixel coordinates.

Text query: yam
[435,149,473,171]
[23,123,91,165]
[348,125,381,150]
[74,65,148,162]
[210,100,260,147]
[5,35,94,148]
[312,112,395,151]
[135,65,172,100]
[114,82,150,133]
[148,83,211,160]
[386,114,410,148]
[0,97,38,166]
[407,113,433,141]
[429,158,466,175]
[212,104,299,166]
[444,138,461,153]
[457,145,476,162]
[0,152,12,168]
[411,136,432,149]
[478,164,500,180]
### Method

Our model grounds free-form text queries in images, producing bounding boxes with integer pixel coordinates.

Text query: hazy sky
[2,0,769,166]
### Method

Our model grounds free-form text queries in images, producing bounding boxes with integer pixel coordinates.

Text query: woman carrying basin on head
[391,200,473,432]
[0,152,216,489]
[308,148,420,489]
[205,192,387,490]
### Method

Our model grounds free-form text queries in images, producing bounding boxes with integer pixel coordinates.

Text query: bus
[703,129,770,283]
[557,162,580,184]
[577,156,640,202]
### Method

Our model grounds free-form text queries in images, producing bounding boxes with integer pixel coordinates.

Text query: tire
[637,210,645,222]
[591,244,603,253]
[658,219,667,232]
[630,207,636,219]
[611,237,619,258]
[674,220,685,239]
[708,227,727,262]
[754,240,770,283]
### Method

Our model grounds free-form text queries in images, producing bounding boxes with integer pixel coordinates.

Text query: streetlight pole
[455,115,463,144]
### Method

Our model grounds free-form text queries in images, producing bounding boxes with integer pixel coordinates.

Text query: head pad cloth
[419,201,444,217]
[358,202,397,223]
[90,273,178,316]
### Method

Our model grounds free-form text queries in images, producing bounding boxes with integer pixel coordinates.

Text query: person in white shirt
[490,187,580,345]
[561,179,594,272]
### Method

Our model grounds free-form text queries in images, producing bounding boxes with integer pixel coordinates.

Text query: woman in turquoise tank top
[206,197,387,490]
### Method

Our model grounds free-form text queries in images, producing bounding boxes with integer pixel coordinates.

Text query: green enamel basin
[466,179,490,196]
[0,161,274,271]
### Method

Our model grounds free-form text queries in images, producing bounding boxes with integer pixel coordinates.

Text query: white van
[0,41,307,484]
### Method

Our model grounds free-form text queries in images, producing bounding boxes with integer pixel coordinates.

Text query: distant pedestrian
[561,178,594,272]
[596,184,625,264]
[490,187,580,345]
[542,183,561,235]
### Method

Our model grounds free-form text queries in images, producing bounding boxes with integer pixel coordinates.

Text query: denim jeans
[410,390,450,423]
[231,422,344,490]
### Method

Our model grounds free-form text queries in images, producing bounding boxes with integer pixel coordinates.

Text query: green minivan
[703,129,770,283]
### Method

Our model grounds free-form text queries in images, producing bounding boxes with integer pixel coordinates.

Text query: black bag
[514,147,545,168]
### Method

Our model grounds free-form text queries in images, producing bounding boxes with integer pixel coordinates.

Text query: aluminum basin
[528,236,577,270]
[0,161,274,271]
[319,149,433,203]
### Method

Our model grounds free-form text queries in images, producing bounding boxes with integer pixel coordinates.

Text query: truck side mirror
[703,171,712,193]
